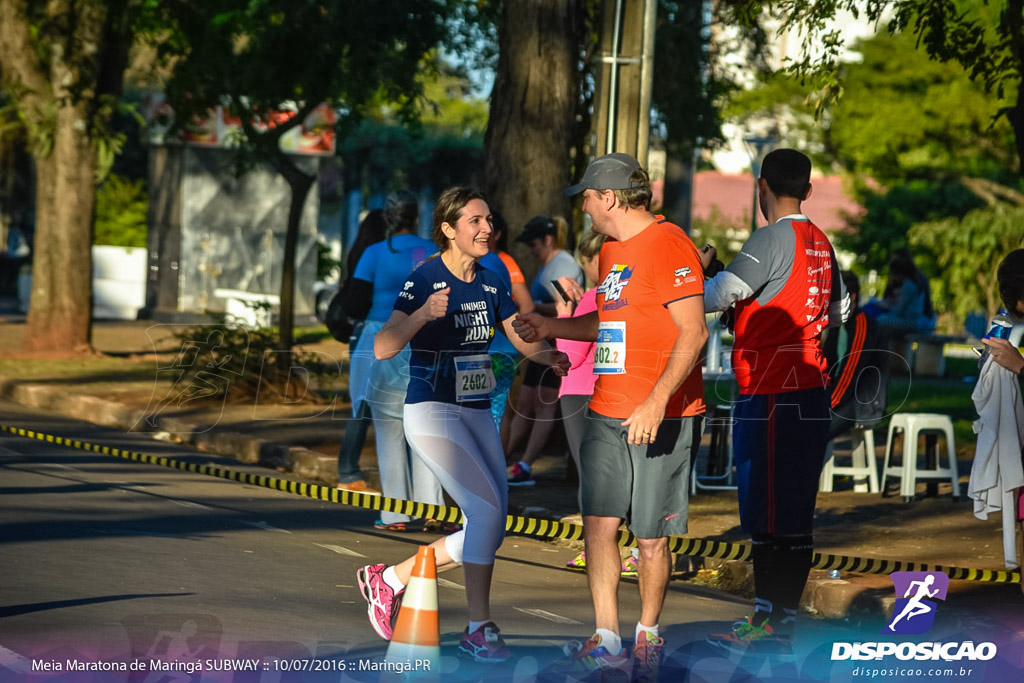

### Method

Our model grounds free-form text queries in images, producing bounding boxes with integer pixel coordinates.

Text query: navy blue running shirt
[394,256,517,408]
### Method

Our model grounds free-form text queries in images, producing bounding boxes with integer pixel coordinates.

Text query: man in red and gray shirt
[700,148,849,657]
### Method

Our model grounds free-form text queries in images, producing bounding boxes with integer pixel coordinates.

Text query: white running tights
[403,402,507,565]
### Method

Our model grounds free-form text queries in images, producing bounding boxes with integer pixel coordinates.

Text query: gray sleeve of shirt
[539,251,584,300]
[725,223,795,304]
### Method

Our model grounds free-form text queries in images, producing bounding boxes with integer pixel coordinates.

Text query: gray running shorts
[579,409,702,539]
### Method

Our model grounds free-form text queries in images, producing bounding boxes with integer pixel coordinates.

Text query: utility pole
[592,0,657,165]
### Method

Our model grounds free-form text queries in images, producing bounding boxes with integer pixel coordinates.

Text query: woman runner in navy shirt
[356,187,568,662]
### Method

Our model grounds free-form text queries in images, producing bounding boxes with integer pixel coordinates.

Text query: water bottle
[986,309,1015,340]
[705,317,722,372]
[978,309,1014,368]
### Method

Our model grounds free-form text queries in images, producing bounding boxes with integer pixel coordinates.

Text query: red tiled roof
[653,171,865,233]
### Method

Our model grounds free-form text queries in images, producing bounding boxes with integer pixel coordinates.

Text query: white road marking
[45,463,81,471]
[101,482,152,494]
[96,478,153,495]
[170,500,212,510]
[92,479,210,509]
[436,578,463,590]
[314,543,366,558]
[244,521,291,534]
[514,608,582,625]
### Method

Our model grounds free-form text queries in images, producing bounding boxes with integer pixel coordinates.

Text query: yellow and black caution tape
[3,423,1019,585]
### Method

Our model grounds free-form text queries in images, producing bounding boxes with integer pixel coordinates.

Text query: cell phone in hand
[551,280,572,304]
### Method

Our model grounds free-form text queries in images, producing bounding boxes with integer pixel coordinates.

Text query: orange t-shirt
[497,251,526,285]
[589,218,706,420]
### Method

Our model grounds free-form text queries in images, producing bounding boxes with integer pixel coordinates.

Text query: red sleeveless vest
[732,218,833,395]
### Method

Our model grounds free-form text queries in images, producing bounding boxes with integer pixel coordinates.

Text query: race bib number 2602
[454,354,496,401]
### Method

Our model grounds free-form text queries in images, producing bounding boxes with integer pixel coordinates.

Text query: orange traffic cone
[384,546,440,674]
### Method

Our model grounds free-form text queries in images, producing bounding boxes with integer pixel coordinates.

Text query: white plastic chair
[881,413,959,501]
[819,424,879,493]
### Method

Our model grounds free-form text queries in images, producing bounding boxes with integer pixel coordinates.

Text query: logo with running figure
[598,264,634,302]
[883,571,949,635]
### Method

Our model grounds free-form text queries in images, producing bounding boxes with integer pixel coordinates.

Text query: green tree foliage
[909,201,1024,321]
[830,32,1018,183]
[730,0,1024,180]
[161,0,452,357]
[652,1,736,155]
[93,174,147,247]
[841,179,983,273]
[829,30,1019,273]
[730,28,1017,182]
[689,207,749,265]
[420,63,491,136]
[315,241,339,282]
[724,70,832,169]
[0,90,32,225]
[163,1,448,135]
[443,0,501,78]
[732,28,1019,275]
[340,65,489,195]
[726,15,1022,327]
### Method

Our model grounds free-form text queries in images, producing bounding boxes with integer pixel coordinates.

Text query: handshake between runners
[512,314,550,345]
[511,314,570,376]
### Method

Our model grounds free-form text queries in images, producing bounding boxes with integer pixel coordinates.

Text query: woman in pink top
[555,231,606,466]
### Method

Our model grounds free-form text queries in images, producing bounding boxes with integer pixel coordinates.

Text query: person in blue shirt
[334,209,388,495]
[356,187,568,663]
[346,190,443,531]
[864,248,936,337]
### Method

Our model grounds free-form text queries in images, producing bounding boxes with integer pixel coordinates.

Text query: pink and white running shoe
[356,564,404,640]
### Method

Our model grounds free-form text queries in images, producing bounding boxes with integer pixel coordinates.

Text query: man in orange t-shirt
[514,153,706,678]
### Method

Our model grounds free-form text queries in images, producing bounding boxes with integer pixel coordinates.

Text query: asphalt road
[1,400,1020,682]
[0,401,742,679]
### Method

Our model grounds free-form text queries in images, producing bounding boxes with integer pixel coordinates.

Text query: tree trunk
[0,0,129,354]
[19,0,110,354]
[275,153,316,364]
[483,0,581,282]
[663,152,695,233]
[24,107,97,352]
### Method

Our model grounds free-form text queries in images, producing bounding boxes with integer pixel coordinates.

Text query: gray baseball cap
[563,153,644,197]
